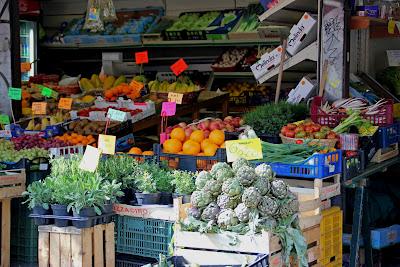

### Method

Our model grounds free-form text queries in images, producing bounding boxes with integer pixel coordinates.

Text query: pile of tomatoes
[281,119,338,140]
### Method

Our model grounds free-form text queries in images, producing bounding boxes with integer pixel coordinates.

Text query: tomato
[294,126,305,134]
[311,125,321,132]
[281,126,288,135]
[327,132,337,139]
[304,126,313,133]
[285,130,295,138]
[346,151,357,157]
[320,126,331,132]
[287,123,297,130]
[295,131,306,138]
[296,140,304,144]
[314,132,326,139]
[303,121,312,127]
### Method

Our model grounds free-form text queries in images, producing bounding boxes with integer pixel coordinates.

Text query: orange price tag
[135,51,149,64]
[58,98,73,110]
[130,80,144,90]
[170,58,188,76]
[21,62,31,72]
[32,102,47,115]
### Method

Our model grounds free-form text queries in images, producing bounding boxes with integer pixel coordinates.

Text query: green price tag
[8,87,22,100]
[40,85,57,98]
[107,108,127,122]
[0,114,10,125]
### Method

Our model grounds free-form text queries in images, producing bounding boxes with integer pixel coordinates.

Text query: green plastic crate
[115,216,173,260]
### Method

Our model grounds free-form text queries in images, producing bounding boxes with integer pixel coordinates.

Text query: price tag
[79,145,101,172]
[387,50,400,67]
[225,138,263,163]
[58,98,73,110]
[170,58,188,76]
[388,20,396,34]
[130,80,144,90]
[98,134,116,155]
[107,108,127,122]
[32,102,47,115]
[0,114,10,125]
[8,87,22,100]
[135,51,149,64]
[161,102,176,116]
[39,85,58,99]
[0,130,12,138]
[394,103,400,118]
[168,92,183,104]
[21,62,31,72]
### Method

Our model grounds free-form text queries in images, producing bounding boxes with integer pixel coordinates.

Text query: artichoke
[210,162,231,177]
[258,196,279,217]
[217,209,239,229]
[259,216,277,231]
[187,207,202,220]
[217,193,240,209]
[222,178,243,197]
[236,165,257,186]
[242,187,262,208]
[234,203,250,223]
[201,202,220,222]
[214,167,235,183]
[271,179,289,199]
[204,179,222,197]
[195,171,213,190]
[232,158,250,172]
[191,190,213,208]
[253,176,270,196]
[255,164,274,180]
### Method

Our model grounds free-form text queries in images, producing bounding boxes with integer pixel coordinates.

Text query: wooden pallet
[371,143,399,163]
[38,223,115,267]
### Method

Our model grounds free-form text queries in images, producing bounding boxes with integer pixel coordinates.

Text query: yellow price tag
[32,102,47,115]
[388,20,396,34]
[98,134,116,155]
[168,92,183,104]
[225,138,263,163]
[58,98,73,110]
[79,145,101,172]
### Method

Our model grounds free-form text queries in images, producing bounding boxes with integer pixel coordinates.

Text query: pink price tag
[160,133,169,144]
[161,102,176,116]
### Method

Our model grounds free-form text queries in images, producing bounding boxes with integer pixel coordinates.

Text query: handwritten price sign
[0,114,10,125]
[107,108,127,122]
[8,87,22,100]
[32,102,47,115]
[79,145,101,172]
[58,98,73,110]
[98,134,116,155]
[161,102,176,116]
[168,92,183,104]
[225,138,263,162]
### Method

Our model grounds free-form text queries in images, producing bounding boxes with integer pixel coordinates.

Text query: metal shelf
[212,72,255,78]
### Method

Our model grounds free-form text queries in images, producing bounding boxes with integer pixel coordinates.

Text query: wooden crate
[371,143,399,163]
[38,223,115,267]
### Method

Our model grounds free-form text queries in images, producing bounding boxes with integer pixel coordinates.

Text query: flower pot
[101,203,113,214]
[32,205,50,215]
[135,192,161,205]
[159,192,173,205]
[51,204,69,227]
[117,188,136,205]
[72,207,96,228]
[172,193,191,204]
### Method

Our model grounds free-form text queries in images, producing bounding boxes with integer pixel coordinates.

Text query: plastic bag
[83,0,104,32]
[101,0,117,22]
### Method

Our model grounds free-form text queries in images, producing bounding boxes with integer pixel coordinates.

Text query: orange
[182,140,201,155]
[170,127,186,142]
[203,143,218,156]
[220,142,226,148]
[200,139,213,151]
[163,138,182,154]
[129,147,143,155]
[197,152,205,156]
[190,130,205,143]
[209,129,225,146]
[142,151,154,156]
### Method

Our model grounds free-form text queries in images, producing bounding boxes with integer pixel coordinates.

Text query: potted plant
[22,180,52,225]
[146,163,174,205]
[135,171,160,205]
[171,170,196,204]
[46,177,72,227]
[101,179,124,214]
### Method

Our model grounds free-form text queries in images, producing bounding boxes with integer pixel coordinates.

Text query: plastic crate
[168,254,268,267]
[116,254,157,267]
[155,144,227,172]
[378,122,400,149]
[342,225,400,249]
[263,150,342,179]
[342,150,365,181]
[320,207,343,266]
[49,145,84,158]
[115,216,174,260]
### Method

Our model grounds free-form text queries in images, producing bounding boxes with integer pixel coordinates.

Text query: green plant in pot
[22,180,52,225]
[101,179,124,214]
[135,170,160,205]
[144,162,175,205]
[171,170,196,204]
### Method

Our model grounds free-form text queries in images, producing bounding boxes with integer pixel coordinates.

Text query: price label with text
[98,134,116,155]
[170,58,188,76]
[21,62,31,72]
[107,108,127,122]
[32,102,47,115]
[58,98,73,110]
[79,145,101,172]
[168,92,183,104]
[8,87,22,100]
[161,102,176,116]
[130,80,144,90]
[225,138,263,162]
[135,51,149,64]
[39,86,58,98]
[0,114,10,125]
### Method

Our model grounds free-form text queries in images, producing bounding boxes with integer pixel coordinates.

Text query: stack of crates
[320,206,343,266]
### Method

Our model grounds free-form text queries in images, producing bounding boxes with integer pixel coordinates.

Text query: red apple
[232,118,241,128]
[172,124,180,129]
[184,127,193,137]
[190,125,198,131]
[224,116,233,121]
[198,120,210,130]
[178,122,187,128]
[226,124,235,132]
[209,121,220,131]
[203,130,210,138]
[239,118,244,126]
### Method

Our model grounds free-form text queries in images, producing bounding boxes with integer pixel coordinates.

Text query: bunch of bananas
[26,111,68,131]
[148,76,198,93]
[80,74,127,91]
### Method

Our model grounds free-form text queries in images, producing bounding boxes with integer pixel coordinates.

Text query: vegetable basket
[279,134,337,148]
[150,90,202,105]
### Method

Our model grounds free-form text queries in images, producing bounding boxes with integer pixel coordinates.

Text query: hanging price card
[107,108,127,122]
[168,92,183,104]
[130,80,144,90]
[135,51,149,64]
[38,85,58,99]
[161,102,176,116]
[388,20,396,34]
[0,114,10,125]
[58,98,73,110]
[21,62,31,72]
[32,102,47,115]
[98,134,116,155]
[225,138,263,162]
[170,58,188,76]
[79,145,101,172]
[8,87,22,100]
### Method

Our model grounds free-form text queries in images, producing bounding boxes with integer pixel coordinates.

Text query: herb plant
[22,180,52,210]
[136,171,158,193]
[171,170,196,195]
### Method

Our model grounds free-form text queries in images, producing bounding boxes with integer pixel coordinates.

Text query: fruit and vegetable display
[167,12,220,31]
[24,113,68,131]
[181,159,307,266]
[377,66,400,96]
[231,4,264,33]
[76,106,142,118]
[211,48,248,71]
[80,74,128,92]
[55,133,96,146]
[332,110,378,136]
[10,134,70,151]
[280,120,337,140]
[148,76,199,94]
[318,98,390,117]
[240,47,274,70]
[0,139,49,163]
[66,119,120,135]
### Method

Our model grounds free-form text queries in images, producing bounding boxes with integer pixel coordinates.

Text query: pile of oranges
[55,133,96,146]
[163,128,225,156]
[127,147,154,155]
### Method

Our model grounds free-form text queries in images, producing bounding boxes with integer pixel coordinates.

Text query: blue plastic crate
[343,225,400,249]
[115,216,173,260]
[378,122,400,149]
[264,150,342,179]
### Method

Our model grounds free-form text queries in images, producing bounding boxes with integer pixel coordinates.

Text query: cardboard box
[251,46,287,80]
[286,13,317,56]
[287,77,316,103]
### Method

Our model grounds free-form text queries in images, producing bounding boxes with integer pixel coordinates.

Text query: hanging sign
[225,138,263,162]
[161,102,176,116]
[168,92,183,104]
[58,98,73,110]
[135,51,149,64]
[170,58,188,76]
[107,108,127,122]
[8,87,22,100]
[98,134,116,155]
[79,145,101,172]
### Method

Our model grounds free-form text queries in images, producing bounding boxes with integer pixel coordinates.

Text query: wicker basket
[279,134,338,148]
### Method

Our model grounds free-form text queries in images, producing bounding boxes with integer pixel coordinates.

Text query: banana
[50,116,58,125]
[26,119,35,131]
[41,118,49,130]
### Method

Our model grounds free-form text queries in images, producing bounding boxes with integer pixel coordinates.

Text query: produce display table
[132,91,229,134]
[343,156,400,267]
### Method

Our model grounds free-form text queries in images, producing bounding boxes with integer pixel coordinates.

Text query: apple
[198,119,210,130]
[226,125,235,132]
[178,122,187,128]
[166,126,173,134]
[184,127,193,137]
[239,118,244,126]
[209,121,220,131]
[190,125,198,131]
[224,116,233,121]
[203,130,210,138]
